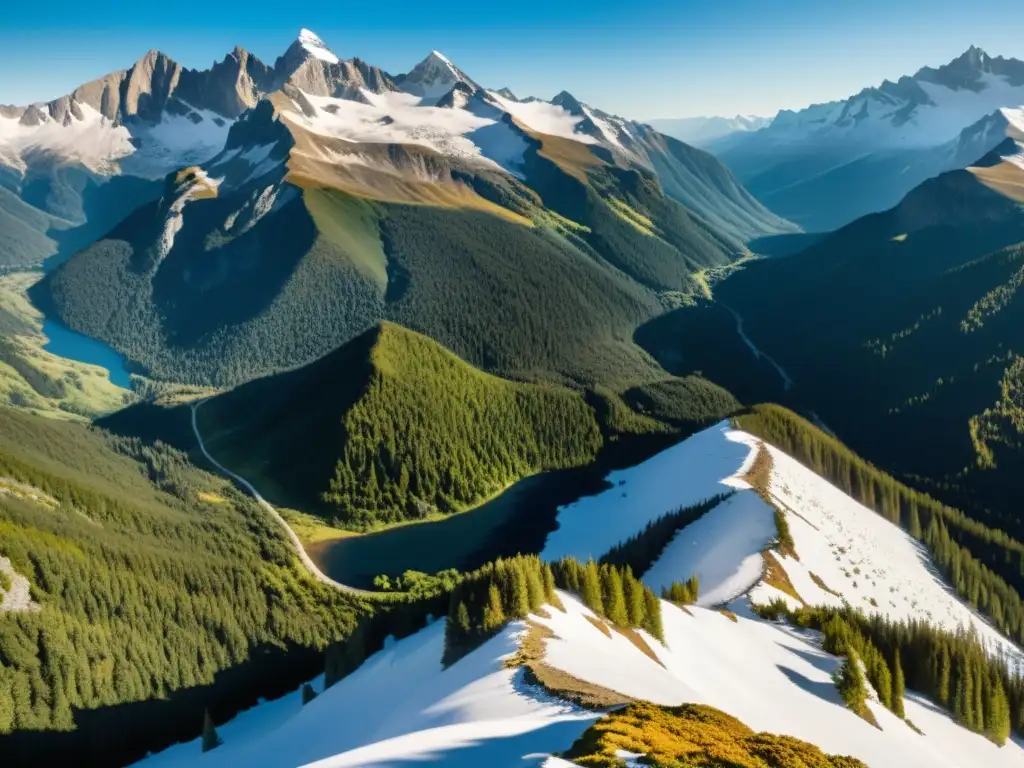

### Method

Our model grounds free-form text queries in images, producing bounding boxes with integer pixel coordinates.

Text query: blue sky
[2,0,1022,119]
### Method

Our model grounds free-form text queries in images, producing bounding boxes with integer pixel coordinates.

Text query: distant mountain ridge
[715,45,1024,232]
[647,115,772,148]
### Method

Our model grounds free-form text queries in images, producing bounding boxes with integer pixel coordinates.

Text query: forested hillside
[195,323,739,528]
[641,165,1024,529]
[0,407,368,766]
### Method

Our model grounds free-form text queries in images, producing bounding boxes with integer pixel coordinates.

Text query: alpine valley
[2,25,1024,768]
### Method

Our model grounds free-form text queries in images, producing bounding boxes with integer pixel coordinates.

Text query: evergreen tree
[201,709,222,753]
[893,650,906,719]
[581,560,604,616]
[601,565,629,627]
[624,568,647,627]
[834,651,868,717]
[643,589,664,642]
[542,564,556,601]
[482,583,506,633]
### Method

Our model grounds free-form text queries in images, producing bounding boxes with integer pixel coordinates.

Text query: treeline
[735,405,1024,644]
[444,555,557,665]
[550,558,664,642]
[662,575,700,606]
[443,555,664,665]
[600,494,730,576]
[757,600,1021,743]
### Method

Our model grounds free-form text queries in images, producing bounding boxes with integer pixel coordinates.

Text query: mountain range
[709,45,1024,231]
[647,114,772,148]
[9,29,792,390]
[7,24,1024,768]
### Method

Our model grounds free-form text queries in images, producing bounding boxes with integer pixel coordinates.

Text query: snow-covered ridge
[133,422,1024,768]
[754,48,1024,150]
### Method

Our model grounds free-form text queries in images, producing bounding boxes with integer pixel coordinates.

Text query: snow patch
[486,91,598,144]
[281,89,529,175]
[541,422,759,563]
[643,491,776,606]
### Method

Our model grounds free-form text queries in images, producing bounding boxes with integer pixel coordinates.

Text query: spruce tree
[624,568,647,627]
[601,566,629,627]
[201,709,222,753]
[581,560,603,616]
[892,650,906,719]
[542,563,556,601]
[510,565,531,619]
[482,583,506,633]
[642,589,664,642]
[833,651,868,716]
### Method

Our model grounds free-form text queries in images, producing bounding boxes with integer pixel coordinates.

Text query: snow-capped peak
[296,28,339,65]
[397,50,479,104]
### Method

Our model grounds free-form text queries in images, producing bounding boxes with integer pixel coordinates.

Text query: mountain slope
[0,406,368,767]
[718,46,1024,231]
[196,323,604,526]
[32,33,793,389]
[132,418,1024,768]
[185,322,737,527]
[641,153,1024,527]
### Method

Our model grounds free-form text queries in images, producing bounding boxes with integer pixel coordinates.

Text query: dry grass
[742,443,773,498]
[615,627,664,666]
[761,552,806,606]
[717,608,739,623]
[197,491,226,504]
[585,615,613,638]
[508,621,635,709]
[563,702,868,768]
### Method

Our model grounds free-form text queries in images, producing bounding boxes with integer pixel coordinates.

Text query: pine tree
[455,601,471,635]
[624,568,647,627]
[601,566,629,627]
[581,560,603,616]
[482,583,506,633]
[834,651,868,717]
[202,709,222,753]
[938,644,951,706]
[542,564,556,601]
[985,670,1012,745]
[510,565,531,619]
[643,589,664,642]
[301,683,317,705]
[892,650,906,719]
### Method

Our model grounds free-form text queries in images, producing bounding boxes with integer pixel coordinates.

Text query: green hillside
[640,167,1024,530]
[193,323,738,528]
[0,405,372,765]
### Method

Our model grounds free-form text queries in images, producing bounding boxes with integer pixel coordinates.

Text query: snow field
[281,90,529,176]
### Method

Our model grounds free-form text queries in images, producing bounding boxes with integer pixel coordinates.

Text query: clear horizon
[2,0,1023,120]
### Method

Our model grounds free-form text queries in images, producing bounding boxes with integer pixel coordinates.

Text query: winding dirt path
[190,401,378,598]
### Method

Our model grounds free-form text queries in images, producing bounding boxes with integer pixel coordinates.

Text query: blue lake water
[41,318,133,389]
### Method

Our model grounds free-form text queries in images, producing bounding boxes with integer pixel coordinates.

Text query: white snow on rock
[297,29,340,65]
[0,101,232,179]
[536,593,1024,768]
[280,89,529,175]
[486,91,597,144]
